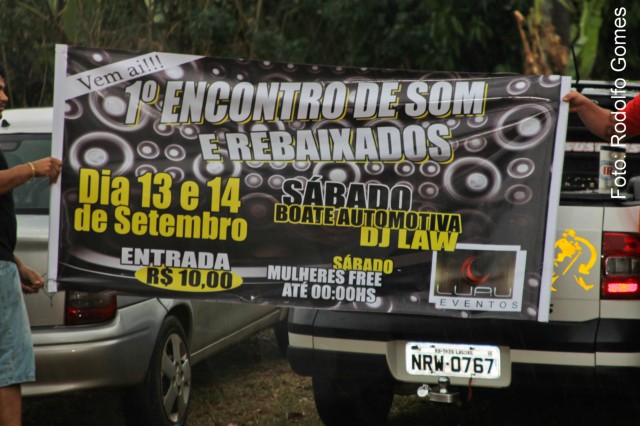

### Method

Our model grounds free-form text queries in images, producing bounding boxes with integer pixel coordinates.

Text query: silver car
[1,107,288,426]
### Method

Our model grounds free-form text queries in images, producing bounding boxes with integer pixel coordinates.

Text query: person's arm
[0,156,62,195]
[623,95,640,137]
[13,255,44,294]
[563,90,614,140]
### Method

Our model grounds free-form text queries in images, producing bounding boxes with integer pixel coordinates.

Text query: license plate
[405,342,501,379]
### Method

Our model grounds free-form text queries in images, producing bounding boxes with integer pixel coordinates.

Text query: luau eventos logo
[429,245,526,313]
[552,229,597,291]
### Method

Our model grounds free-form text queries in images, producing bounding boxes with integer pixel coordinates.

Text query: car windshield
[0,135,51,214]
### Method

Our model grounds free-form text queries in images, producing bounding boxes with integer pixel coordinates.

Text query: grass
[188,331,321,425]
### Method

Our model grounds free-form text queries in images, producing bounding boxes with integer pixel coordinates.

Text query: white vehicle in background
[0,107,288,426]
[286,82,640,424]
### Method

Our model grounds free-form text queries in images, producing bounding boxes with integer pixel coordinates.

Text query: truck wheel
[124,316,191,426]
[312,377,393,425]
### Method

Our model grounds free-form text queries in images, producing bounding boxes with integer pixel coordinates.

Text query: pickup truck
[286,81,640,424]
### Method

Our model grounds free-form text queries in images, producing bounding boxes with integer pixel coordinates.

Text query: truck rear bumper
[288,345,640,391]
[288,309,640,389]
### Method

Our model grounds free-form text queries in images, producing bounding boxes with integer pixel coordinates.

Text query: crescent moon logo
[461,256,490,285]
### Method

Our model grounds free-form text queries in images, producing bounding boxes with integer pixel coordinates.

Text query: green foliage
[0,0,635,108]
[562,0,607,79]
[560,0,639,80]
[589,3,640,80]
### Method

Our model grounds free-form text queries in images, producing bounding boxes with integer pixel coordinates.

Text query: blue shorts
[0,260,35,387]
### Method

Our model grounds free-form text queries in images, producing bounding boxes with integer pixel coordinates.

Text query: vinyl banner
[50,45,569,321]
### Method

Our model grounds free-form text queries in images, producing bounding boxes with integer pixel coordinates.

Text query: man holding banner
[563,90,640,139]
[0,64,62,426]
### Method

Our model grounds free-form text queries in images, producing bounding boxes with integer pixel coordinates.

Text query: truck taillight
[65,291,117,325]
[602,232,640,299]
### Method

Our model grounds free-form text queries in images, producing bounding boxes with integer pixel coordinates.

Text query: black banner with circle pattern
[50,45,569,321]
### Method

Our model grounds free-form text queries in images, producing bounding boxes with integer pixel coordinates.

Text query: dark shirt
[0,149,16,262]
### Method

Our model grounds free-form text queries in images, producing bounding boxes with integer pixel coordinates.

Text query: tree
[0,0,635,108]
